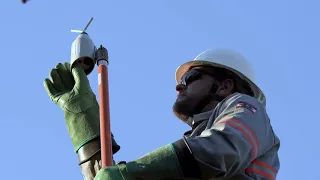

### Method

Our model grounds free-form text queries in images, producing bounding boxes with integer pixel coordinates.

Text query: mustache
[177,90,186,97]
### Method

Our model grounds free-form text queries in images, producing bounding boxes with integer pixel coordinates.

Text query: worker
[44,48,280,180]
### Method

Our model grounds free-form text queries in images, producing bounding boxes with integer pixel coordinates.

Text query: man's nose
[175,84,186,92]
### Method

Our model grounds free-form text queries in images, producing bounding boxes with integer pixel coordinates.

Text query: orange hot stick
[96,45,113,167]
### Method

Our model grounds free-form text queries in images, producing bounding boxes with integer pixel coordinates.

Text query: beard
[172,95,197,122]
[173,92,214,123]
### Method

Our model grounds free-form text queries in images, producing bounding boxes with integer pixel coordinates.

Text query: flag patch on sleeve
[236,101,257,114]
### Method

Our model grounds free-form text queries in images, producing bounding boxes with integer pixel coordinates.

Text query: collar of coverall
[185,92,241,127]
[186,109,215,127]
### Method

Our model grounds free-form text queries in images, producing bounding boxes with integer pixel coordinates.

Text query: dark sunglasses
[180,69,207,85]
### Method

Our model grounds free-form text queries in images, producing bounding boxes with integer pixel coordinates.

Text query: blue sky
[0,0,319,179]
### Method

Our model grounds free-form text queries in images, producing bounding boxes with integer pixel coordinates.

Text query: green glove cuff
[64,93,100,152]
[123,144,183,179]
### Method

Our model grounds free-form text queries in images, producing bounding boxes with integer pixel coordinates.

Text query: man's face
[173,67,216,120]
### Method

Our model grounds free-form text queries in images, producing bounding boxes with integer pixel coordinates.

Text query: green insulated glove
[44,62,100,152]
[94,144,183,180]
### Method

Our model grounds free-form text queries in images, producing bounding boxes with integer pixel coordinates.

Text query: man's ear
[217,79,235,97]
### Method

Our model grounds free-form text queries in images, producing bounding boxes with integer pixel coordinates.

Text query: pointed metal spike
[83,17,94,32]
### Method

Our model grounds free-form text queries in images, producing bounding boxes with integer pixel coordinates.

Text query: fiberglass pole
[96,45,113,167]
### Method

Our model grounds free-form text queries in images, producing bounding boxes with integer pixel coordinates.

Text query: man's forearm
[78,138,102,179]
[77,136,120,180]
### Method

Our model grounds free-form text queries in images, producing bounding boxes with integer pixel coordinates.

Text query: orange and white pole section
[96,45,113,168]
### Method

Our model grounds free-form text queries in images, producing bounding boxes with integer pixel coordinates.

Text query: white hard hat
[175,49,266,106]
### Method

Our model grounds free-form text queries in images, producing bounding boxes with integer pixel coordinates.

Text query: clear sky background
[0,0,318,179]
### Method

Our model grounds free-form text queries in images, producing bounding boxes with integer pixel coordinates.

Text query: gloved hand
[94,144,183,180]
[44,62,100,152]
